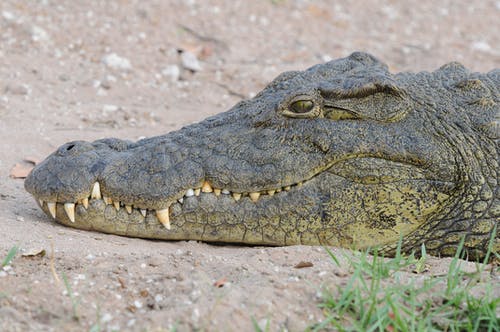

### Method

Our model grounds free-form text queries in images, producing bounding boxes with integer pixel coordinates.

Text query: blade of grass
[323,246,340,267]
[2,245,18,267]
[62,272,79,321]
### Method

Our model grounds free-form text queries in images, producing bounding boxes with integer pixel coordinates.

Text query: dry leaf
[21,248,46,257]
[117,276,127,289]
[10,163,34,178]
[178,42,212,60]
[213,277,227,288]
[294,261,314,269]
[307,4,331,19]
[10,156,39,179]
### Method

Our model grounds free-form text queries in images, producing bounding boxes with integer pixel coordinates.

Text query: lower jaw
[35,175,454,250]
[37,189,326,246]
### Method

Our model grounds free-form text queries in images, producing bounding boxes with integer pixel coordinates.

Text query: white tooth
[284,186,291,191]
[38,199,44,206]
[185,189,195,197]
[140,209,147,217]
[221,189,230,194]
[91,182,102,199]
[267,190,276,196]
[232,193,242,201]
[178,198,184,204]
[47,202,57,218]
[113,201,120,211]
[125,205,132,214]
[194,188,201,196]
[249,192,260,202]
[64,203,75,222]
[82,197,89,209]
[276,188,282,193]
[103,196,112,205]
[297,182,303,187]
[201,181,213,193]
[156,208,171,230]
[213,188,221,196]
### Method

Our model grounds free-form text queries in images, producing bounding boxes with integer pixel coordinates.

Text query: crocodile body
[25,52,499,259]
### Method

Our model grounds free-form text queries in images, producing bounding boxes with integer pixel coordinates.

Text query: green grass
[1,245,19,267]
[251,316,271,332]
[62,272,80,321]
[311,234,499,332]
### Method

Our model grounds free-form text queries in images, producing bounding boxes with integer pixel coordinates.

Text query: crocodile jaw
[29,155,454,248]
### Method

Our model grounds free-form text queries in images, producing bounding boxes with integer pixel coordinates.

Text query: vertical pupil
[291,100,314,113]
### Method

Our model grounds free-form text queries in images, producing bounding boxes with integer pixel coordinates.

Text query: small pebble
[32,26,50,42]
[2,11,15,21]
[5,83,30,95]
[102,53,132,70]
[101,313,112,323]
[471,41,491,52]
[162,65,180,82]
[180,51,202,72]
[102,104,119,112]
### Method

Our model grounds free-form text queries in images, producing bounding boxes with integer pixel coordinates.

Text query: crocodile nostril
[56,140,94,156]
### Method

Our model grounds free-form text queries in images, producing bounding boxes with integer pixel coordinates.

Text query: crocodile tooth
[103,196,112,205]
[249,192,260,202]
[156,208,171,230]
[284,186,291,191]
[185,189,194,197]
[113,201,120,211]
[297,182,303,187]
[214,188,221,196]
[221,189,230,194]
[47,202,57,218]
[91,182,102,199]
[64,203,75,222]
[194,188,201,196]
[178,198,184,204]
[82,198,89,209]
[201,181,213,193]
[125,205,132,214]
[267,190,275,196]
[276,188,282,193]
[38,199,44,206]
[232,193,242,201]
[140,209,147,217]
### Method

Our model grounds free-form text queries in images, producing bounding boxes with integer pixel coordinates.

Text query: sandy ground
[0,1,499,331]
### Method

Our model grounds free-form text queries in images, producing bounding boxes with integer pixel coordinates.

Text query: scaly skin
[25,53,499,260]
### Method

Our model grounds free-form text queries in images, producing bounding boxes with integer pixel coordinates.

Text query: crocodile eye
[290,100,315,114]
[279,93,322,118]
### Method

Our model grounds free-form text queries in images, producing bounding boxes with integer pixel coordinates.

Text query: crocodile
[25,52,499,260]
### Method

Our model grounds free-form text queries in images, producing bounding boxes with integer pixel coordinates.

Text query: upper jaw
[31,171,312,230]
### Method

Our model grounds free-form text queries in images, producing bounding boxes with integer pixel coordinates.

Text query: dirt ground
[0,1,498,331]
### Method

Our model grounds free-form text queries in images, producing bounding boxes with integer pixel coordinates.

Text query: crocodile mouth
[33,156,449,231]
[35,177,309,230]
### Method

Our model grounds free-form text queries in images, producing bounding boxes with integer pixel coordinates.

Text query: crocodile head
[25,52,499,258]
